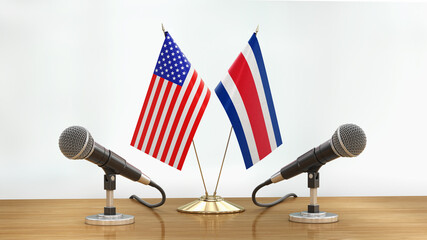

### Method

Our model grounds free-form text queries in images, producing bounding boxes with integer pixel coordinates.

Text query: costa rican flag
[215,33,282,169]
[131,32,211,170]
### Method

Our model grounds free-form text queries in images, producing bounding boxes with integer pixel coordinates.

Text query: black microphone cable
[252,179,297,207]
[130,181,166,208]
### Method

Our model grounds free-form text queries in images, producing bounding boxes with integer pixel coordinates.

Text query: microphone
[269,123,367,184]
[252,123,367,207]
[58,126,166,208]
[59,126,151,184]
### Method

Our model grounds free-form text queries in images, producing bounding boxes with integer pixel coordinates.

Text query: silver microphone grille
[331,124,366,157]
[58,126,94,159]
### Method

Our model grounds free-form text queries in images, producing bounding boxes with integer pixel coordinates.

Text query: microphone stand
[289,169,338,223]
[85,168,135,225]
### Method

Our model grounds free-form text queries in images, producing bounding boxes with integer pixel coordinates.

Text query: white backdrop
[1,1,427,199]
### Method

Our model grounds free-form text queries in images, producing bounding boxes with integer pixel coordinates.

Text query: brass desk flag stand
[177,127,245,214]
[177,25,264,214]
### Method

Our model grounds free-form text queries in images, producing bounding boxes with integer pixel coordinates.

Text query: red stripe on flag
[144,81,173,154]
[137,77,165,150]
[160,71,198,164]
[168,80,205,167]
[177,88,211,170]
[152,84,182,160]
[131,74,157,147]
[228,53,271,159]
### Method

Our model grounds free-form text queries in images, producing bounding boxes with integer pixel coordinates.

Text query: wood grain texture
[1,197,427,239]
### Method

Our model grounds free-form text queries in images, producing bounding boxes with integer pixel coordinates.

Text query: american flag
[131,32,211,170]
[215,33,282,169]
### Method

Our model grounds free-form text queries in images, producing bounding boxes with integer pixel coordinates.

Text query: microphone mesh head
[58,126,94,159]
[332,124,366,157]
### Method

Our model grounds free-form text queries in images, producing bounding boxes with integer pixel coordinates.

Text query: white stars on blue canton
[154,32,191,86]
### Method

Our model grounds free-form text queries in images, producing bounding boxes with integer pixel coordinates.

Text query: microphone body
[87,142,151,185]
[270,140,338,183]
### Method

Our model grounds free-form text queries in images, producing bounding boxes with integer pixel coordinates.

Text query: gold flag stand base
[183,128,243,214]
[177,195,245,214]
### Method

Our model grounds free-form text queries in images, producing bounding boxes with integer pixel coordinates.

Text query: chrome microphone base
[289,211,338,223]
[177,195,245,214]
[85,213,135,226]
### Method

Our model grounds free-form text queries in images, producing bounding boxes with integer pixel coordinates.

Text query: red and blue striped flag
[215,33,282,169]
[131,32,211,170]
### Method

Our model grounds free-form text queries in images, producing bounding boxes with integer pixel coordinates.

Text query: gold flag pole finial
[255,25,259,35]
[161,23,166,36]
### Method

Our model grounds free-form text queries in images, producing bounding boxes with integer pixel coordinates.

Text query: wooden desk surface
[1,196,427,239]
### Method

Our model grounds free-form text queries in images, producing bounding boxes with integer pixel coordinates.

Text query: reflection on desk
[1,197,427,239]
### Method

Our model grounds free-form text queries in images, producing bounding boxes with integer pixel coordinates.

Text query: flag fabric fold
[131,32,211,170]
[215,33,282,169]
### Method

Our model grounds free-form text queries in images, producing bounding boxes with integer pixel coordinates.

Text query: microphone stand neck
[103,172,117,215]
[307,171,320,213]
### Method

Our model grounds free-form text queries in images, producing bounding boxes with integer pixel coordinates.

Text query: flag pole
[192,140,209,197]
[213,126,233,196]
